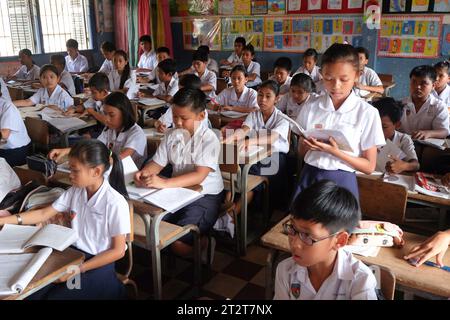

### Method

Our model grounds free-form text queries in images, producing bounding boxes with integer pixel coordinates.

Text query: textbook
[415,138,450,151]
[40,113,87,133]
[0,247,53,295]
[138,97,166,106]
[376,140,407,172]
[122,156,158,199]
[220,110,248,119]
[0,224,78,254]
[415,172,450,200]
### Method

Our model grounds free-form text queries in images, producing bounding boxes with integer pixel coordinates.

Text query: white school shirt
[195,68,217,100]
[52,179,131,255]
[108,69,139,100]
[399,95,450,136]
[13,64,40,81]
[389,131,418,161]
[216,86,258,110]
[293,65,322,83]
[269,75,292,95]
[0,97,31,149]
[153,77,179,98]
[207,58,219,75]
[274,249,378,300]
[60,70,76,96]
[158,108,210,130]
[97,123,147,168]
[0,78,11,101]
[65,54,89,73]
[296,92,385,172]
[138,51,158,70]
[29,85,74,111]
[244,61,262,88]
[432,85,450,107]
[243,108,290,154]
[354,67,383,98]
[83,97,104,113]
[277,93,314,120]
[227,52,242,64]
[152,125,224,195]
[99,59,114,75]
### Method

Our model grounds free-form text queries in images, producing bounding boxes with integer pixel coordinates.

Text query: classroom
[0,0,449,303]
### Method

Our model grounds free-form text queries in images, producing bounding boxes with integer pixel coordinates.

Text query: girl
[277,73,316,120]
[433,61,450,106]
[294,43,385,200]
[49,92,147,168]
[13,64,74,111]
[0,77,11,101]
[98,41,116,75]
[9,49,40,81]
[241,44,262,89]
[108,50,139,100]
[293,48,322,84]
[0,139,131,300]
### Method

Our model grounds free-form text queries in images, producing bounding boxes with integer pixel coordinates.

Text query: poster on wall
[251,0,268,14]
[411,0,430,11]
[328,0,343,10]
[434,0,450,12]
[182,18,222,51]
[378,15,442,58]
[287,0,302,11]
[235,0,252,14]
[441,24,450,57]
[264,16,311,52]
[308,0,322,10]
[311,16,364,53]
[218,0,234,14]
[348,0,363,9]
[170,0,218,16]
[267,0,286,14]
[389,0,406,12]
[94,0,113,33]
[222,17,264,51]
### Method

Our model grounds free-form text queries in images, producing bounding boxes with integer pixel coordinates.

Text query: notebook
[142,188,203,213]
[376,140,407,172]
[382,174,416,192]
[138,97,166,107]
[0,224,78,254]
[122,157,158,199]
[40,114,87,133]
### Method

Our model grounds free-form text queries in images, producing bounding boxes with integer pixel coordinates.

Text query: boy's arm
[13,99,33,107]
[412,129,449,140]
[86,108,107,124]
[357,83,384,94]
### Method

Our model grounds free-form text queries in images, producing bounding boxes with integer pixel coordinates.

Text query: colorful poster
[441,25,450,57]
[235,0,252,14]
[267,0,286,14]
[348,0,363,9]
[377,15,442,58]
[411,0,429,11]
[170,0,218,16]
[218,0,234,14]
[264,16,311,52]
[182,18,221,51]
[328,0,342,10]
[364,0,381,30]
[389,0,406,12]
[222,17,264,51]
[287,0,301,11]
[434,0,450,12]
[308,0,321,10]
[251,0,268,14]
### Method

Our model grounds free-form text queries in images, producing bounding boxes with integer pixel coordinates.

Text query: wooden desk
[2,248,85,300]
[135,101,166,127]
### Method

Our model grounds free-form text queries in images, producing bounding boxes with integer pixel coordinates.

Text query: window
[0,0,92,57]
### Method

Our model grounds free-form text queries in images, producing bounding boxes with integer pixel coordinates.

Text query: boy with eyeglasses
[274,180,377,300]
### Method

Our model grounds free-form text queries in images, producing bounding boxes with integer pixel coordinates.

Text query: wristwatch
[15,214,23,225]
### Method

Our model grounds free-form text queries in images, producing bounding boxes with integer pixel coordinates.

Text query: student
[400,65,449,140]
[13,64,74,111]
[108,50,139,100]
[293,48,322,83]
[354,47,384,98]
[98,41,116,75]
[241,44,261,89]
[294,44,385,199]
[65,39,89,73]
[10,49,40,81]
[0,139,130,300]
[147,47,175,84]
[432,61,450,106]
[274,180,377,300]
[50,92,147,168]
[192,51,217,100]
[213,65,258,114]
[147,59,178,103]
[50,54,76,96]
[0,88,31,167]
[179,46,218,77]
[0,77,11,101]
[373,97,419,174]
[137,35,157,72]
[269,57,293,95]
[134,88,223,258]
[220,37,246,66]
[277,73,316,120]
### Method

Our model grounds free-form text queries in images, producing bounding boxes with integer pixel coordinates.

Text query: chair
[8,86,24,101]
[24,117,50,154]
[378,73,396,97]
[216,78,228,95]
[368,265,396,300]
[72,76,84,94]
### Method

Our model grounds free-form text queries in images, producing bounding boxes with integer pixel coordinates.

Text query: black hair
[50,54,66,68]
[172,88,207,114]
[290,73,316,93]
[192,51,208,63]
[434,61,450,75]
[242,44,255,56]
[259,80,280,96]
[234,37,246,47]
[292,180,360,234]
[409,65,437,82]
[66,39,79,50]
[101,41,116,53]
[303,48,319,61]
[139,35,152,44]
[19,49,33,57]
[372,97,404,124]
[158,59,177,75]
[179,74,202,90]
[156,46,170,55]
[88,72,110,92]
[355,46,370,60]
[274,57,292,72]
[69,139,128,198]
[230,65,248,77]
[103,92,136,131]
[39,64,60,77]
[114,50,131,89]
[321,43,359,70]
[197,45,210,55]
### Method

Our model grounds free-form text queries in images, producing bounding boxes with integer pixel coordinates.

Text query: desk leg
[265,249,278,300]
[151,214,163,300]
[139,108,145,127]
[61,133,69,148]
[239,164,252,256]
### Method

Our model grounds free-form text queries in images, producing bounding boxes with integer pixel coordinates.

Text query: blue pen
[424,261,450,272]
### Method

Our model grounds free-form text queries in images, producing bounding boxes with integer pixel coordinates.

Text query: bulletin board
[286,0,364,13]
[382,0,450,13]
[182,18,222,50]
[170,0,218,16]
[221,17,265,51]
[263,16,312,52]
[377,15,443,58]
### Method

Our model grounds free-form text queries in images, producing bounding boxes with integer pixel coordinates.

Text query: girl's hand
[304,137,339,155]
[48,148,69,163]
[54,265,81,283]
[404,230,450,267]
[63,107,76,116]
[0,210,11,218]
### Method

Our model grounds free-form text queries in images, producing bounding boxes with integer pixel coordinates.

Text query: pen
[423,261,450,272]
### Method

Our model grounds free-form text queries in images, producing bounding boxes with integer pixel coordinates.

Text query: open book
[138,97,166,107]
[0,247,53,295]
[220,110,248,119]
[415,138,450,151]
[0,224,78,254]
[376,140,406,172]
[40,112,87,133]
[415,173,450,200]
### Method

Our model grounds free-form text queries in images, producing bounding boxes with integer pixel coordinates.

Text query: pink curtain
[137,0,152,57]
[156,0,173,55]
[114,0,129,53]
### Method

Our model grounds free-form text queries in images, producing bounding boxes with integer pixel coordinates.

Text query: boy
[354,47,384,98]
[147,47,176,84]
[192,51,217,100]
[98,41,116,75]
[432,61,450,106]
[400,65,449,140]
[148,59,178,103]
[269,57,293,95]
[220,37,246,66]
[50,54,76,96]
[274,180,377,300]
[137,35,157,72]
[179,46,218,77]
[65,39,89,73]
[373,97,420,174]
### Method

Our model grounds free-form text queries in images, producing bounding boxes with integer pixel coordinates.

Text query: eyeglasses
[282,221,340,246]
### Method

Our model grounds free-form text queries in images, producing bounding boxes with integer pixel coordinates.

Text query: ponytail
[109,152,128,198]
[120,63,131,90]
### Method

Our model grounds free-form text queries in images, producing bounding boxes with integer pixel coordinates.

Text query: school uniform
[399,95,450,136]
[99,59,114,75]
[13,64,40,80]
[65,54,89,73]
[108,69,139,100]
[207,58,219,75]
[243,61,262,88]
[195,68,217,100]
[277,93,314,120]
[390,131,418,161]
[29,85,74,111]
[0,97,31,166]
[274,249,378,300]
[138,51,158,70]
[153,125,224,243]
[294,92,385,199]
[60,70,76,96]
[152,77,179,98]
[28,179,130,300]
[97,123,147,168]
[226,52,242,65]
[158,108,210,129]
[268,75,292,96]
[293,65,322,83]
[432,85,450,107]
[0,78,11,101]
[216,86,258,110]
[354,67,383,98]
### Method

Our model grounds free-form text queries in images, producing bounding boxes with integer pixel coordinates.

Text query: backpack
[0,181,42,214]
